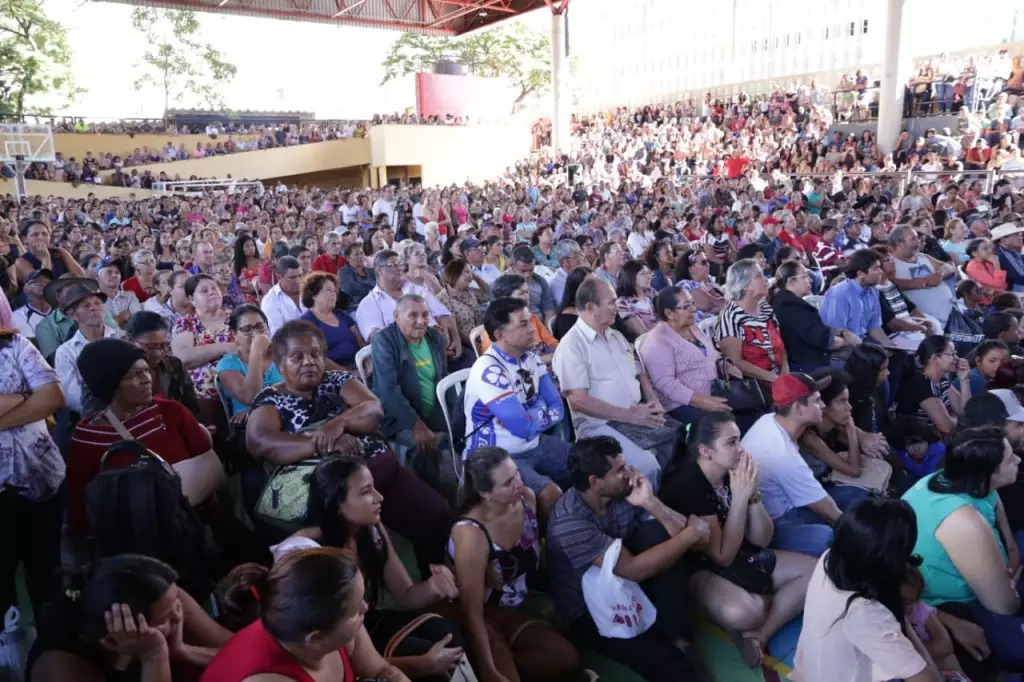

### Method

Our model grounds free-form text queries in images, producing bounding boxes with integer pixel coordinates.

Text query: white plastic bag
[0,607,34,682]
[581,539,657,639]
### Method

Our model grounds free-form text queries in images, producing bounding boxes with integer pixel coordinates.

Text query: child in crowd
[902,565,969,680]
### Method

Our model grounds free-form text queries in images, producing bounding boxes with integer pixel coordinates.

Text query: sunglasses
[515,368,537,402]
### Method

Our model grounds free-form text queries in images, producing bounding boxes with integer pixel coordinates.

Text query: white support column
[550,8,571,154]
[877,0,909,154]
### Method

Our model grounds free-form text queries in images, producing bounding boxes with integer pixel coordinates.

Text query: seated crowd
[8,91,1024,682]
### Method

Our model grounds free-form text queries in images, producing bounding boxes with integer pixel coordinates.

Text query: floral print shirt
[0,335,64,501]
[172,314,234,399]
[437,285,487,342]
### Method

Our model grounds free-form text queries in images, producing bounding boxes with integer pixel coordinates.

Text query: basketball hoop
[0,124,55,202]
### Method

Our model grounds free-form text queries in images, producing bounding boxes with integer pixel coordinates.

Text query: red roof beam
[128,0,459,33]
[425,0,512,27]
[436,0,517,12]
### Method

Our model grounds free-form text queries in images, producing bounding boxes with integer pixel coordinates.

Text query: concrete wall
[266,166,368,189]
[367,124,531,187]
[20,180,154,200]
[53,132,263,160]
[25,125,528,197]
[96,137,372,183]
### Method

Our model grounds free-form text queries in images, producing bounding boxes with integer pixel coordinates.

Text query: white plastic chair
[469,325,485,358]
[436,368,471,483]
[697,315,717,339]
[355,345,373,386]
[634,332,650,374]
[803,294,824,310]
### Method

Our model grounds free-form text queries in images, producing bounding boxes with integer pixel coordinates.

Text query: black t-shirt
[895,371,951,419]
[660,458,722,521]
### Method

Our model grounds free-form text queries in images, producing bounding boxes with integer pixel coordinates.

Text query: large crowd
[0,114,473,187]
[5,67,1024,682]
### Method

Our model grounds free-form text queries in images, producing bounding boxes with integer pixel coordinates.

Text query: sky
[38,0,425,120]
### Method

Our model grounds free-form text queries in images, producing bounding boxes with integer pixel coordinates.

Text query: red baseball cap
[771,373,831,408]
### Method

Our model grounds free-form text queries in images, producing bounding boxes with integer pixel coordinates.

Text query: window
[752,40,757,52]
[863,19,869,34]
[785,34,790,47]
[824,26,829,39]
[849,21,855,36]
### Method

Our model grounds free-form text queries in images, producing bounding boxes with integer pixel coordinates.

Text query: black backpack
[85,440,212,599]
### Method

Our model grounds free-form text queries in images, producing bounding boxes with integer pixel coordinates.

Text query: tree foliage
[381,23,551,109]
[0,0,81,119]
[131,8,237,114]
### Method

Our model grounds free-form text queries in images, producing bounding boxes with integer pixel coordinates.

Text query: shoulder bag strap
[104,409,136,441]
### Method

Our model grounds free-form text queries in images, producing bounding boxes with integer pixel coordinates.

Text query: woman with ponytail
[28,554,229,682]
[659,412,815,668]
[267,455,463,682]
[446,446,587,682]
[204,547,407,682]
[793,498,943,682]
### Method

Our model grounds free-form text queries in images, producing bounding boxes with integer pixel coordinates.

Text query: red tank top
[200,620,353,682]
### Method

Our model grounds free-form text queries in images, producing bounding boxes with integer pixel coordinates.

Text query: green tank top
[901,472,1005,605]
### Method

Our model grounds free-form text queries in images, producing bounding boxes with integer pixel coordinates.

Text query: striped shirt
[66,398,211,532]
[546,489,646,623]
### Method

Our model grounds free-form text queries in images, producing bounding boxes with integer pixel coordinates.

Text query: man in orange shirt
[479,274,559,364]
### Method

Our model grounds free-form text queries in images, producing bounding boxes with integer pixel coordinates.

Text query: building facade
[570,0,1024,112]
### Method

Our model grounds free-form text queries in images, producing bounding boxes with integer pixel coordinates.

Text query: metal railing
[151,178,265,197]
[831,86,880,122]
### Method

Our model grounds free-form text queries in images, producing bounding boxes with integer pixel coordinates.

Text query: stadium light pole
[877,0,909,154]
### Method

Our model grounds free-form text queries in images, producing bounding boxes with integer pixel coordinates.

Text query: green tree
[0,0,81,119]
[381,23,551,110]
[131,7,237,114]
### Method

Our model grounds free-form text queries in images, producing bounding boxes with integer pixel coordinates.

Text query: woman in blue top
[531,225,559,269]
[299,272,364,369]
[216,304,283,418]
[902,426,1024,671]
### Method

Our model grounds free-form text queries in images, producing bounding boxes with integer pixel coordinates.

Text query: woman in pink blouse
[638,286,735,424]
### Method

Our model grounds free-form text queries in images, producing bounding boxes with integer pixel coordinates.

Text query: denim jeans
[938,572,1024,674]
[771,485,869,557]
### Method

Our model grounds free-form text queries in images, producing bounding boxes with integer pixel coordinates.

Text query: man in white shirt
[412,195,426,238]
[53,281,122,414]
[340,194,360,225]
[371,186,397,228]
[548,239,583,307]
[355,249,462,359]
[740,373,868,557]
[13,268,53,339]
[887,225,956,328]
[261,256,307,334]
[552,278,667,486]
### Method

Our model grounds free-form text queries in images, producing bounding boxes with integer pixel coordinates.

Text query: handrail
[831,86,881,123]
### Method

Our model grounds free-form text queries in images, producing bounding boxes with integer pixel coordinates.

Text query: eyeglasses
[237,323,268,334]
[379,262,402,271]
[134,341,169,351]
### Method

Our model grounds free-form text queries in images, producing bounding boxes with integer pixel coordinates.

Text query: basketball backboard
[0,124,55,164]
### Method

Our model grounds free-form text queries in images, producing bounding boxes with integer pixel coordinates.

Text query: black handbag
[710,358,768,413]
[945,307,984,357]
